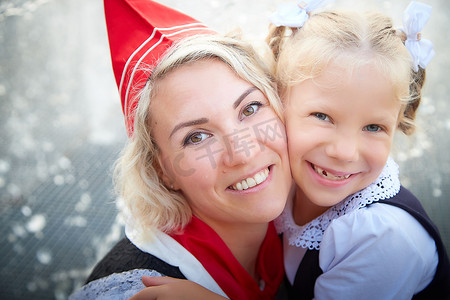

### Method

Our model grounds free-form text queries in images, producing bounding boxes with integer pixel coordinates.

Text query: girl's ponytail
[266,25,288,62]
[397,1,434,135]
[399,67,426,135]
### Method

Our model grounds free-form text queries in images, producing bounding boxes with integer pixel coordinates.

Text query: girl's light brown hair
[266,9,427,135]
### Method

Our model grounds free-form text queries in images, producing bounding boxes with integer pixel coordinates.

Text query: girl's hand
[129,276,228,300]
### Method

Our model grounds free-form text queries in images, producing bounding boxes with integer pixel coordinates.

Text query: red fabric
[103,0,214,135]
[171,217,284,300]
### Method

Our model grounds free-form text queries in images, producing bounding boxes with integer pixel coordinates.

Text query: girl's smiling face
[150,59,292,232]
[285,62,401,221]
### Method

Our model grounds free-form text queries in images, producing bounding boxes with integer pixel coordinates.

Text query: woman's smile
[229,166,271,191]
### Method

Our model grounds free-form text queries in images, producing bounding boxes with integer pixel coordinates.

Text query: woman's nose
[221,127,259,168]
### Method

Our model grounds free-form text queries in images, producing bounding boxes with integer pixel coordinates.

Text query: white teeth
[254,173,263,184]
[236,182,242,190]
[313,165,351,181]
[247,178,256,188]
[242,180,249,189]
[231,168,270,191]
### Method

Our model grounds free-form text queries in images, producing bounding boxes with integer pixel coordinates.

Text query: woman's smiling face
[150,59,292,231]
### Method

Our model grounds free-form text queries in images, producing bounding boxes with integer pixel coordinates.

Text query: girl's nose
[325,133,359,162]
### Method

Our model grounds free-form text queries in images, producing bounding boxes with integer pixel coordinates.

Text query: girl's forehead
[287,60,374,90]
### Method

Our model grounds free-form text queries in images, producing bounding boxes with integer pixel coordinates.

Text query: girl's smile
[310,162,354,181]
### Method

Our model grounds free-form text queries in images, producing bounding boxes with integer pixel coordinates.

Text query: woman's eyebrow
[169,87,258,139]
[169,118,209,138]
[233,87,259,109]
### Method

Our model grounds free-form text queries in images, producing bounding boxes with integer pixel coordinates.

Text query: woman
[70,1,292,299]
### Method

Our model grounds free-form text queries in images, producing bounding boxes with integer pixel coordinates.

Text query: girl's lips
[310,163,354,181]
[229,166,272,191]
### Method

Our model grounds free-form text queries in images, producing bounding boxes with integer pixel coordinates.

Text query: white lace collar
[275,157,401,250]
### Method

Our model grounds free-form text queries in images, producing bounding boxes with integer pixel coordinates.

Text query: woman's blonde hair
[266,10,426,135]
[115,34,282,237]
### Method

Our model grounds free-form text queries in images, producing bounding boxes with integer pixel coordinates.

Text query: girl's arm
[129,276,228,300]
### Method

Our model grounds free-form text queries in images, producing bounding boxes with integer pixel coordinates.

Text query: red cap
[104,0,214,136]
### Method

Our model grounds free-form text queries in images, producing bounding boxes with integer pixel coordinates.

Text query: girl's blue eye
[313,112,330,121]
[364,124,381,132]
[241,102,262,118]
[184,132,211,146]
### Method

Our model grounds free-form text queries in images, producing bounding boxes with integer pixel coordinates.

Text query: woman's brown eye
[243,106,255,116]
[183,132,210,146]
[190,134,202,143]
[241,102,262,119]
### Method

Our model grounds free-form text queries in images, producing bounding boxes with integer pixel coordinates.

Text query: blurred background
[0,0,448,299]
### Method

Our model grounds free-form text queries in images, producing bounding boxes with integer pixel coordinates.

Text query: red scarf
[171,217,284,299]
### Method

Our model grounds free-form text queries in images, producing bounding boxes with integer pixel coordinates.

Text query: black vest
[287,186,450,300]
[85,237,186,284]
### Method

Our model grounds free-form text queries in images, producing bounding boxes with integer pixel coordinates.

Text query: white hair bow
[401,1,435,72]
[269,0,334,28]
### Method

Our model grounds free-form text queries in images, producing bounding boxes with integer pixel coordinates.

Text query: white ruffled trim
[275,157,401,250]
[69,269,163,300]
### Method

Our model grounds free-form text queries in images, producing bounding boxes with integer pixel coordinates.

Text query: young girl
[130,1,450,299]
[267,0,449,299]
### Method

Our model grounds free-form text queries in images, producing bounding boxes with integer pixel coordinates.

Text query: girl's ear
[156,155,180,191]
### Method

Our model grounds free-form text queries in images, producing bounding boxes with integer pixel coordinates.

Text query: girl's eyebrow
[233,87,259,109]
[169,118,209,138]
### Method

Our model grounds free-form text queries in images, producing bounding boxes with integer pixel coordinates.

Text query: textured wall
[0,0,448,299]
